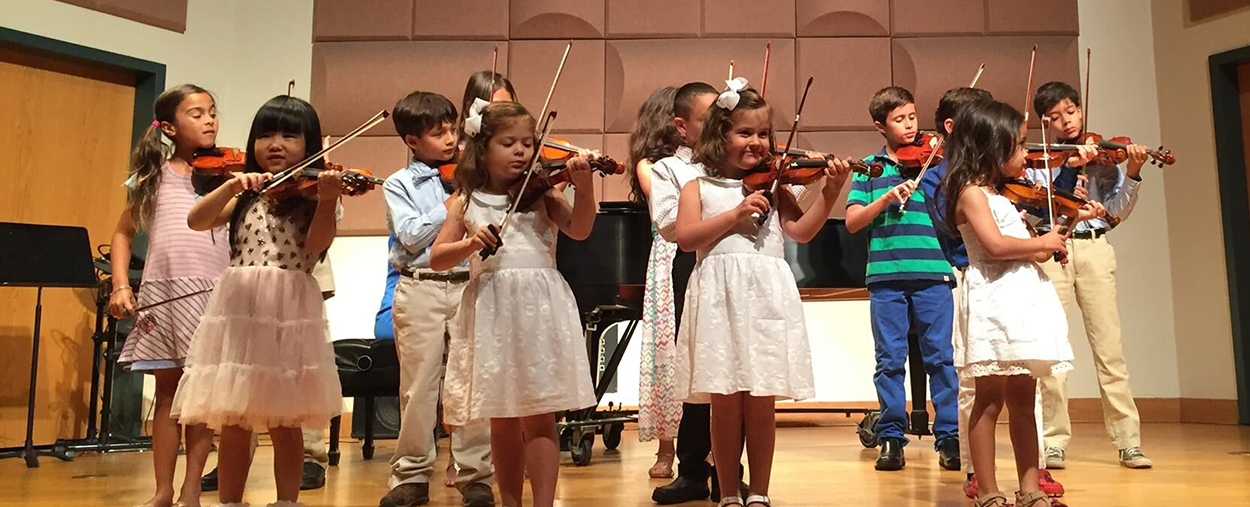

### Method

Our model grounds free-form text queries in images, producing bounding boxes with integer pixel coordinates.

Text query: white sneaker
[1044,446,1066,469]
[1119,447,1153,469]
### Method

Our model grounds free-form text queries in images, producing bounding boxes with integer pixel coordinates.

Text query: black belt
[400,269,469,282]
[1036,228,1108,240]
[1070,228,1108,240]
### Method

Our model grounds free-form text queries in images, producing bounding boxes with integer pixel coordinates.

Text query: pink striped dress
[117,162,230,372]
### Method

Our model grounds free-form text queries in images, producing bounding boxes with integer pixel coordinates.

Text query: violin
[509,144,624,212]
[263,162,384,200]
[771,146,884,178]
[1029,133,1175,167]
[190,147,382,199]
[540,137,624,173]
[895,132,944,171]
[999,178,1118,264]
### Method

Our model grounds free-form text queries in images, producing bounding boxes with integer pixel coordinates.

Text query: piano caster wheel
[602,422,623,451]
[570,430,594,466]
[858,411,881,448]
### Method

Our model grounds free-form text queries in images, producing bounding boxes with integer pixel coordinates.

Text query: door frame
[0,26,165,148]
[1209,45,1250,424]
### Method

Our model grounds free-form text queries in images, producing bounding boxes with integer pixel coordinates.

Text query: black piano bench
[329,338,400,466]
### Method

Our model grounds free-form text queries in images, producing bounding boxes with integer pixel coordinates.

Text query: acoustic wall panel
[891,0,985,36]
[510,0,605,39]
[796,37,892,130]
[413,0,510,40]
[508,40,606,133]
[605,0,701,38]
[313,0,413,41]
[795,0,890,37]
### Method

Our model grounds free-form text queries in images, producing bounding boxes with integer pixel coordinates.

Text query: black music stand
[0,222,98,468]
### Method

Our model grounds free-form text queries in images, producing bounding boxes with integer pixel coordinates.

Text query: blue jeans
[869,280,958,448]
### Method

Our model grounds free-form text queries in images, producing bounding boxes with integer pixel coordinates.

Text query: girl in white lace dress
[940,100,1102,507]
[430,101,597,507]
[674,83,852,507]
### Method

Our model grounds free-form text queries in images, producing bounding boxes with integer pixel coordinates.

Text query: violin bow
[129,286,215,314]
[536,41,572,127]
[480,111,558,260]
[287,79,295,96]
[490,45,499,102]
[1023,44,1038,124]
[259,109,390,194]
[758,76,814,226]
[761,42,771,98]
[969,63,985,88]
[1082,47,1091,137]
[728,60,735,82]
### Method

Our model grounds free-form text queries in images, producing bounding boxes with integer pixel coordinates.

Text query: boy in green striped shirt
[845,86,959,473]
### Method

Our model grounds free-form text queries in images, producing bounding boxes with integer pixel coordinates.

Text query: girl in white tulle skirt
[172,96,343,507]
[430,101,598,507]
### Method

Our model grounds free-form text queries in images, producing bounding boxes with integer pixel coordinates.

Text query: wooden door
[0,44,135,446]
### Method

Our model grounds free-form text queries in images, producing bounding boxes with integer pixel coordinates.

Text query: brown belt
[400,269,469,282]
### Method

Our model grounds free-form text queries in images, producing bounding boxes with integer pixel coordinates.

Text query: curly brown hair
[627,86,681,203]
[692,87,774,176]
[454,101,537,203]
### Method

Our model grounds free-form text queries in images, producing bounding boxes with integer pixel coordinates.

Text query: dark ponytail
[127,84,212,230]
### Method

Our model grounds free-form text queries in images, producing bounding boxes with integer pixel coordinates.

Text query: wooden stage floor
[2,422,1248,506]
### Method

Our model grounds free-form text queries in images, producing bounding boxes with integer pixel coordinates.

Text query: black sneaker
[937,437,961,471]
[201,467,218,492]
[301,462,326,490]
[875,437,906,471]
[651,475,709,505]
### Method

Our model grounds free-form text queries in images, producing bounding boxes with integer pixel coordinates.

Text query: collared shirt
[918,158,968,268]
[847,148,953,285]
[649,146,707,242]
[1025,161,1141,231]
[384,158,463,271]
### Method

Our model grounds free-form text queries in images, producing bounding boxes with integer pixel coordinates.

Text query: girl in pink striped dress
[108,84,229,507]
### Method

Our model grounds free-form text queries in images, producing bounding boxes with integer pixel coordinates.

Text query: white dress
[956,188,1074,378]
[442,191,597,425]
[675,177,815,403]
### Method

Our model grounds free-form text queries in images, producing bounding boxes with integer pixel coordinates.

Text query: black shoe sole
[652,488,710,505]
[875,460,906,471]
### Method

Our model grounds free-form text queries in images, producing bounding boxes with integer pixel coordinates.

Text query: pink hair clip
[151,120,160,127]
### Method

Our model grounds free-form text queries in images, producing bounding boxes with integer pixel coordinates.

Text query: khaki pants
[1039,235,1141,451]
[953,269,1046,473]
[390,272,492,490]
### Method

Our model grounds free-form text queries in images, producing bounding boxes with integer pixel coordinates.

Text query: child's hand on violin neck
[737,190,771,221]
[317,169,344,199]
[822,157,854,193]
[231,172,272,192]
[567,149,596,189]
[888,180,917,205]
[1067,142,1099,167]
[1077,201,1106,222]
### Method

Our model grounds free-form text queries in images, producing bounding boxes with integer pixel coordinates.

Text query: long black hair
[937,99,1025,237]
[228,95,325,254]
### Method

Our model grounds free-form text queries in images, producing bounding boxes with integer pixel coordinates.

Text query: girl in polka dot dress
[171,96,343,507]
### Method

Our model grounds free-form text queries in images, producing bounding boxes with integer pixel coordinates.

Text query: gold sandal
[1016,490,1050,507]
[973,492,1010,507]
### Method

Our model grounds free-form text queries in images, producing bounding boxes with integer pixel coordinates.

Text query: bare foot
[444,461,456,488]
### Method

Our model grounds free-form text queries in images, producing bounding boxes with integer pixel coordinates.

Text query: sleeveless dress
[118,163,229,371]
[675,177,815,403]
[171,197,342,431]
[441,191,596,425]
[956,188,1074,378]
[637,226,681,442]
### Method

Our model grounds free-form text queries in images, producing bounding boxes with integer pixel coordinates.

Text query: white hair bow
[463,97,491,137]
[716,77,750,111]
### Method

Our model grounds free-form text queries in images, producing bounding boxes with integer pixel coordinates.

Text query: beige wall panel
[797,37,892,130]
[54,0,187,32]
[508,40,605,133]
[795,0,890,37]
[703,0,796,38]
[604,38,795,133]
[413,0,510,40]
[605,0,701,38]
[313,0,414,41]
[311,41,508,136]
[891,0,985,36]
[510,0,605,39]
